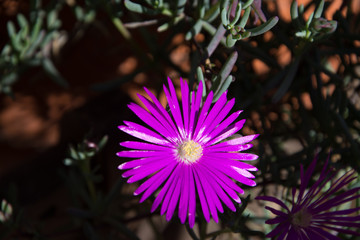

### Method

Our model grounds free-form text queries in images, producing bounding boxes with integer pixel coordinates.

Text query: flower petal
[206,167,244,196]
[204,152,258,161]
[137,94,180,139]
[266,216,287,224]
[204,117,245,145]
[193,167,210,222]
[120,141,173,151]
[144,87,179,136]
[204,155,258,171]
[151,165,181,213]
[178,165,190,224]
[160,167,181,216]
[266,221,291,238]
[181,79,190,137]
[264,206,289,218]
[118,155,173,170]
[206,143,253,153]
[136,161,177,202]
[194,93,228,139]
[204,157,256,186]
[314,207,360,218]
[128,102,176,141]
[166,168,183,221]
[256,196,291,212]
[188,81,204,138]
[201,166,236,211]
[205,98,235,136]
[119,121,171,146]
[197,166,224,213]
[200,161,241,203]
[188,167,196,227]
[307,226,341,240]
[164,78,185,137]
[194,167,220,222]
[116,150,168,158]
[123,158,172,183]
[209,134,259,148]
[192,91,214,138]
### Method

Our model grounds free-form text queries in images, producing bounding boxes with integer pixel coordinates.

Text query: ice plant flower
[256,156,360,239]
[117,77,258,227]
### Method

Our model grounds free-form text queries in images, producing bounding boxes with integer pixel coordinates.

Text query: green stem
[185,225,200,240]
[106,10,154,67]
[206,228,232,238]
[148,217,162,240]
[82,159,97,201]
[199,216,207,240]
[111,17,131,40]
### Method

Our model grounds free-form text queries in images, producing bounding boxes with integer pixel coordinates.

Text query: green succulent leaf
[290,0,299,20]
[196,67,206,97]
[314,0,325,19]
[185,19,203,40]
[221,7,229,26]
[42,58,68,87]
[30,13,44,43]
[214,75,233,101]
[242,0,254,9]
[124,0,159,15]
[247,16,279,37]
[237,6,251,29]
[226,34,237,47]
[230,3,242,26]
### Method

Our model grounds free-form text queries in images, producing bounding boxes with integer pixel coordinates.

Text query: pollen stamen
[177,140,203,164]
[292,209,312,228]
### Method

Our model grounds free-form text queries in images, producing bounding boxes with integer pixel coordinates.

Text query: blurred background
[0,0,359,239]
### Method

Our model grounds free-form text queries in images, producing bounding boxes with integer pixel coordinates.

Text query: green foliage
[220,0,278,47]
[0,199,13,223]
[60,135,140,240]
[291,0,337,42]
[0,1,65,95]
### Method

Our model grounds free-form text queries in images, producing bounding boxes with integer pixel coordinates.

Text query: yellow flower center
[177,140,203,164]
[291,209,312,228]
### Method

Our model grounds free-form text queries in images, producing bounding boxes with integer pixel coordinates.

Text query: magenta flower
[257,156,360,239]
[117,77,258,227]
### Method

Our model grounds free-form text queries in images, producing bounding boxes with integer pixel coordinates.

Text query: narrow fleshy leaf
[314,0,325,19]
[124,0,158,15]
[247,16,279,37]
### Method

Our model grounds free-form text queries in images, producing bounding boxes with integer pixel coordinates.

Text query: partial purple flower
[257,156,360,239]
[117,77,259,227]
